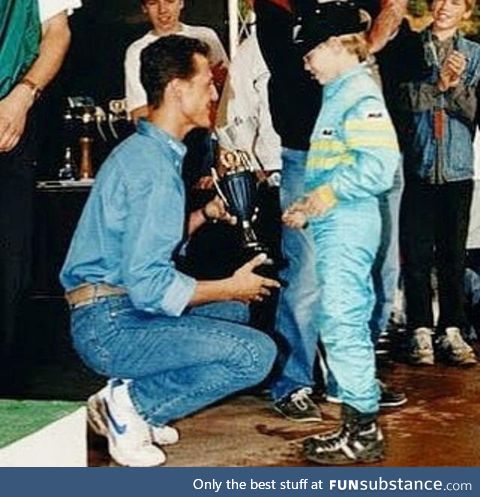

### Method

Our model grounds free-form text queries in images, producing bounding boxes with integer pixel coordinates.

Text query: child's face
[432,0,471,33]
[303,38,340,84]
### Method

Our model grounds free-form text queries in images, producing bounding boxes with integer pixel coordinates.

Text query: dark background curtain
[37,0,228,178]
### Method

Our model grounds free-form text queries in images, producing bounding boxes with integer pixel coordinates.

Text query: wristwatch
[19,78,43,101]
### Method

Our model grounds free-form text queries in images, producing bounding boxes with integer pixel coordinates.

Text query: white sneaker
[87,380,167,467]
[411,327,434,366]
[88,382,179,446]
[437,327,477,366]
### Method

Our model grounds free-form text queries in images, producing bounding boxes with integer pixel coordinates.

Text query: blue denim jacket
[400,28,480,182]
[60,120,197,317]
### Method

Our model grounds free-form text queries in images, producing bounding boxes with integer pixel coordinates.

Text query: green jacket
[0,0,41,99]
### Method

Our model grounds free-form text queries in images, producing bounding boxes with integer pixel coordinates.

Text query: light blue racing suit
[305,64,400,414]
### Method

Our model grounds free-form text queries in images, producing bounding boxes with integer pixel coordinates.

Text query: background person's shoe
[378,381,407,408]
[87,380,166,467]
[273,387,323,422]
[410,327,434,366]
[304,404,384,465]
[436,327,478,367]
[88,382,179,446]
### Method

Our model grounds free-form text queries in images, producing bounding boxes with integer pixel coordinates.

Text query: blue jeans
[370,165,404,343]
[270,148,320,401]
[70,296,276,427]
[311,199,381,414]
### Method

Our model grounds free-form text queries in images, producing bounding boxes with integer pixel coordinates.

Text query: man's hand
[228,254,281,303]
[438,51,466,92]
[193,175,214,190]
[203,195,237,225]
[0,85,34,152]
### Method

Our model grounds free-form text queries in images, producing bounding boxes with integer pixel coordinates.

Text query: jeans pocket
[71,305,112,375]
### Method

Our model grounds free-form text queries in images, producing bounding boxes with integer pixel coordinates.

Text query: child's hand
[282,202,309,229]
[439,51,466,91]
[303,187,334,217]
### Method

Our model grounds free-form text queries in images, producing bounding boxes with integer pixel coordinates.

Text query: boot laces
[290,387,313,411]
[315,427,350,452]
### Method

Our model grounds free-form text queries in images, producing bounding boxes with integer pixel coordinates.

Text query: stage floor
[87,362,480,467]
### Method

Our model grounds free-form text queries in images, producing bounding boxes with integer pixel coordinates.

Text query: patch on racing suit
[320,127,336,137]
[365,111,384,119]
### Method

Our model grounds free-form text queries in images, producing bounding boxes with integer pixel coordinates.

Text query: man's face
[303,38,339,84]
[142,0,184,35]
[178,54,219,129]
[432,0,471,33]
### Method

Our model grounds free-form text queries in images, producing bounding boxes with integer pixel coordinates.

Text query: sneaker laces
[290,387,314,411]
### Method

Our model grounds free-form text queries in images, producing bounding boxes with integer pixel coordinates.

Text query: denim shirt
[305,64,400,202]
[399,28,480,182]
[60,119,197,317]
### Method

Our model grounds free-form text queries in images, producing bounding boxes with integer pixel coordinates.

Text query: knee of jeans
[229,331,277,384]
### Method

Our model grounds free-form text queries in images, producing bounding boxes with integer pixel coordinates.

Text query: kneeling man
[60,36,279,467]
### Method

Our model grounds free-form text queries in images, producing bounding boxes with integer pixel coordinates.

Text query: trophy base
[242,243,288,288]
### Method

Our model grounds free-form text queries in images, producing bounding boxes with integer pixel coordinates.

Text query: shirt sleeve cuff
[160,272,197,317]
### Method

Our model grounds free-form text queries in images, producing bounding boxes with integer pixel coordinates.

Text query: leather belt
[65,283,127,308]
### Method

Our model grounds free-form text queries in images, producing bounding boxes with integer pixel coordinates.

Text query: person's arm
[367,0,408,54]
[255,0,299,86]
[0,11,71,152]
[121,160,275,315]
[187,196,236,235]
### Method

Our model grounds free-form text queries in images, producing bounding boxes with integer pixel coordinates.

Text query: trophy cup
[212,120,289,286]
[211,147,274,266]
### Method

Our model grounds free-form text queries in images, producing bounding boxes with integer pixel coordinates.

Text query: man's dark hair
[140,35,210,109]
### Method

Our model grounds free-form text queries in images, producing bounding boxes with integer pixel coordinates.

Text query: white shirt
[39,0,82,23]
[124,24,229,112]
[221,34,281,171]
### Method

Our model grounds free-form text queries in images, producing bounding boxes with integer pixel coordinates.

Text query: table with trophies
[29,97,133,365]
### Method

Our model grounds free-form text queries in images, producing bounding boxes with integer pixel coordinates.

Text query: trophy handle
[210,167,230,206]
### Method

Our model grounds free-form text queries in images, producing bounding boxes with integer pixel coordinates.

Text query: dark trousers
[401,179,473,333]
[0,116,37,391]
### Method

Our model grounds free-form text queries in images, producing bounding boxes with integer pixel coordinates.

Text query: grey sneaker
[274,387,322,423]
[437,327,477,367]
[411,327,434,366]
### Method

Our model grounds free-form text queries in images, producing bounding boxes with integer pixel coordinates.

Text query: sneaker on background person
[273,387,323,423]
[87,379,170,466]
[410,327,435,366]
[436,327,478,366]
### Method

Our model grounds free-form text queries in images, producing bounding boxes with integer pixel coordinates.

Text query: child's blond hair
[338,32,370,62]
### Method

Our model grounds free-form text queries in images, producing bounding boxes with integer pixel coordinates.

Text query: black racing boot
[303,404,384,465]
